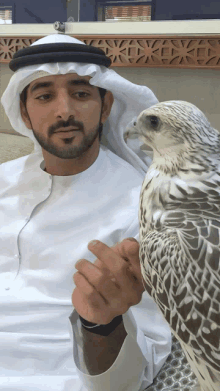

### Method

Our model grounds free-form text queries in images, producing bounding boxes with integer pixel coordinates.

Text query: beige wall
[114,66,220,131]
[0,63,219,135]
[0,64,20,135]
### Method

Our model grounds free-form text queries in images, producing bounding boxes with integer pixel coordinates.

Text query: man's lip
[55,128,80,133]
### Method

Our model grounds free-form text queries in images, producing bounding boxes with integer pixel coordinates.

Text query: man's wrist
[79,314,123,336]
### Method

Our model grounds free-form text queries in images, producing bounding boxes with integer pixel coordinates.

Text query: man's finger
[88,240,131,276]
[115,238,139,260]
[87,240,141,299]
[75,258,120,294]
[109,238,142,282]
[93,238,139,270]
[73,271,108,307]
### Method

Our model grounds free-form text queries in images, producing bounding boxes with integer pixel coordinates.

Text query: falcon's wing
[140,171,220,372]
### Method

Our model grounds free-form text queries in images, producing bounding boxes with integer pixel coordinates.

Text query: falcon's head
[125,101,218,160]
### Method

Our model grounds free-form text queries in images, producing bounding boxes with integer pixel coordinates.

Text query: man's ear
[20,100,32,129]
[100,91,114,125]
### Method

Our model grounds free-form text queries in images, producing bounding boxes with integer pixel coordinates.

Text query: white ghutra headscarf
[1,33,156,176]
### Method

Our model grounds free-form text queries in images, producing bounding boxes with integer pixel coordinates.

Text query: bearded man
[0,33,171,391]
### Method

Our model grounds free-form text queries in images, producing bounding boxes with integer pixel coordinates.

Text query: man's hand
[72,238,144,325]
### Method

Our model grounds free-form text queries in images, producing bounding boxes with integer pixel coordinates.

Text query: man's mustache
[49,119,83,134]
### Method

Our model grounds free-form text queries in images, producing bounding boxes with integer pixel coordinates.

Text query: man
[0,33,171,391]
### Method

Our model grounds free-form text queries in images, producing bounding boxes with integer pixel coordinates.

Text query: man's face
[20,73,107,159]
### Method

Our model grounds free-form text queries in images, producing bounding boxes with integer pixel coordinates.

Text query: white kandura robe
[0,144,171,391]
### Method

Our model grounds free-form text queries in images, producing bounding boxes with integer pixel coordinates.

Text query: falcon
[125,101,220,391]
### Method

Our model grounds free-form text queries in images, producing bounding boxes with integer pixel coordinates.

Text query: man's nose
[55,92,76,120]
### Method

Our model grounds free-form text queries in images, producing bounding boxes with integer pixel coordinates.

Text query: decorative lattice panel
[0,37,39,62]
[1,36,220,69]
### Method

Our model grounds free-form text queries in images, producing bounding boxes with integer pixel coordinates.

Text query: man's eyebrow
[30,79,94,94]
[30,82,53,94]
[67,79,94,88]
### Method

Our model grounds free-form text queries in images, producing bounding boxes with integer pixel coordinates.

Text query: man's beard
[31,119,103,160]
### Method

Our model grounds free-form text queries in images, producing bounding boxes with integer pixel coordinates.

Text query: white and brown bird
[125,101,220,391]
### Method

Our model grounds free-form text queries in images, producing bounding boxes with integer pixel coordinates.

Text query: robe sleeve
[68,293,171,391]
[67,215,172,391]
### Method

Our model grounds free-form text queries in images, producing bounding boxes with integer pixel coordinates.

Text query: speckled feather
[127,101,220,391]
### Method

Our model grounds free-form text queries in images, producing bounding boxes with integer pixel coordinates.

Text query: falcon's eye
[149,116,159,128]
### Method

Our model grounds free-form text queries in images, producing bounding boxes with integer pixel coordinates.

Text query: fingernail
[125,237,138,242]
[88,240,98,246]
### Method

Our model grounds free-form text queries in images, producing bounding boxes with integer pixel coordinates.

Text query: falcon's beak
[124,121,140,142]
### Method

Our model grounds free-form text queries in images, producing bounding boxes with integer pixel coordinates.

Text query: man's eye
[35,92,90,101]
[36,94,51,101]
[75,92,90,98]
